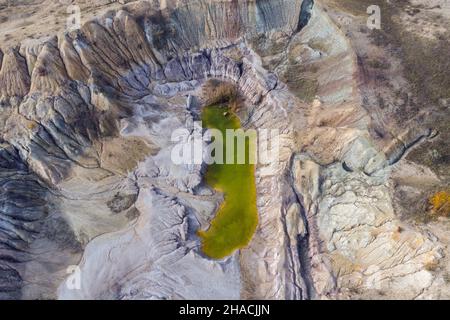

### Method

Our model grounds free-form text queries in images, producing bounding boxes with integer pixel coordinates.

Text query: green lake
[198,105,258,259]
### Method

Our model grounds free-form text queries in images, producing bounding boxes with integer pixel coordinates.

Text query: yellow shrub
[429,191,450,217]
[27,122,37,130]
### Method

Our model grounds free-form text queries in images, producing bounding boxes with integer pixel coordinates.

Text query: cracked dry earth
[0,0,449,300]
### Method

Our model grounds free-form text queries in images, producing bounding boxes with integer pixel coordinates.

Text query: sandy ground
[0,0,131,49]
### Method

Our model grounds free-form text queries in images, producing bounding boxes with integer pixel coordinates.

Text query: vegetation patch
[203,80,240,112]
[334,0,450,103]
[282,75,319,103]
[429,190,450,217]
[331,0,450,178]
[308,38,330,53]
[333,0,450,104]
[366,58,391,70]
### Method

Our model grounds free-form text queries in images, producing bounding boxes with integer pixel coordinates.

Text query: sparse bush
[203,80,240,111]
[289,78,319,103]
[308,38,329,53]
[333,0,450,104]
[424,260,439,272]
[26,122,38,130]
[367,59,390,70]
[36,66,48,77]
[444,273,450,284]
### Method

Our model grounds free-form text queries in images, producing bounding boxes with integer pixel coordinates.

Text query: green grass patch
[198,105,258,259]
